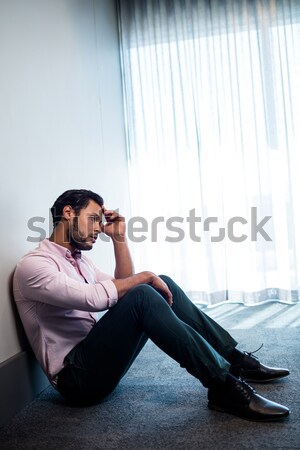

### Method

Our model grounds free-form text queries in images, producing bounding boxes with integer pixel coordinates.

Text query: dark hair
[51,189,104,227]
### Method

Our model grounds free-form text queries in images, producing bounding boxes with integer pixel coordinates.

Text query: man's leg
[56,280,289,421]
[160,275,290,382]
[57,283,230,405]
[159,275,238,360]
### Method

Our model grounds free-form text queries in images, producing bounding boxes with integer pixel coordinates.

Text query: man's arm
[102,208,173,305]
[112,236,134,278]
[101,208,134,278]
[112,271,173,306]
[14,255,118,311]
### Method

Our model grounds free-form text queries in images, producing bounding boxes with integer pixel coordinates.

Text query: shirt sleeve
[13,254,118,311]
[84,256,116,283]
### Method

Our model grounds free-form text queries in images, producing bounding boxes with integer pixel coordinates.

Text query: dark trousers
[57,275,237,405]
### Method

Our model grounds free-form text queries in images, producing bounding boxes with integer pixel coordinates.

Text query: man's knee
[159,274,176,287]
[130,283,156,296]
[127,283,167,313]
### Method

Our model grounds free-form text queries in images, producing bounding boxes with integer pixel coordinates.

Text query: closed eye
[88,215,101,223]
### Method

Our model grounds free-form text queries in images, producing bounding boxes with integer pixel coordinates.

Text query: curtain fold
[118,0,300,305]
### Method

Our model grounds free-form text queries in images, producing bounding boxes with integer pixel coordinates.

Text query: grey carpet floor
[0,302,300,450]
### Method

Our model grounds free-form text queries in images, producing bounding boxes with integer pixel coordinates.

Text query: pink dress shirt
[13,239,118,387]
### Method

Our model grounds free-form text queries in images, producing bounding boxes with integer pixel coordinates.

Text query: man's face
[69,200,103,251]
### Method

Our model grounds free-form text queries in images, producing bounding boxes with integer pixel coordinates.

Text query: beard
[69,217,94,251]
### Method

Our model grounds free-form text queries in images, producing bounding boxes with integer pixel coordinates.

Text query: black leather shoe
[208,378,289,421]
[230,351,290,383]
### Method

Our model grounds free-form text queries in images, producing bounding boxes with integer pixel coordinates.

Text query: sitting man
[13,189,290,421]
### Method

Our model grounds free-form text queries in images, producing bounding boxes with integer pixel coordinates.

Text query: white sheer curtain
[118,0,300,305]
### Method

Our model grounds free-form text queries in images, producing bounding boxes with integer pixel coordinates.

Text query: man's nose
[94,222,101,233]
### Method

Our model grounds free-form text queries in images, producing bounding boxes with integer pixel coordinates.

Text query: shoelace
[236,377,256,401]
[244,343,264,362]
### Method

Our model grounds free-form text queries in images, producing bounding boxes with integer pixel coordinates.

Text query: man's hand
[148,274,173,306]
[113,271,173,306]
[101,208,126,241]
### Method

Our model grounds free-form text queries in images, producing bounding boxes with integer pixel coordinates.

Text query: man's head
[51,189,104,251]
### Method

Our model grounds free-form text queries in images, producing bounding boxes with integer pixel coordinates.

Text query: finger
[161,286,173,306]
[167,292,173,306]
[104,210,114,222]
[104,210,124,223]
[103,209,113,216]
[161,283,173,306]
[100,223,108,234]
[100,222,113,234]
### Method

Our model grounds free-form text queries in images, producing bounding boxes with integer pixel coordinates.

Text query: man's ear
[62,205,75,221]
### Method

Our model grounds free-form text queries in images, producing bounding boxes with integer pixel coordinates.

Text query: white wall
[0,0,129,363]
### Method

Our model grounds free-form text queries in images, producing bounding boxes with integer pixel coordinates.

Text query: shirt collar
[72,249,82,260]
[39,239,82,260]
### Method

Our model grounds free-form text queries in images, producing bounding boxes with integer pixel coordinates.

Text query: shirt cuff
[99,279,118,308]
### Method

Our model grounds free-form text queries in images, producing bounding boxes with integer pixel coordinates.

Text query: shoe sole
[208,403,290,422]
[243,374,289,383]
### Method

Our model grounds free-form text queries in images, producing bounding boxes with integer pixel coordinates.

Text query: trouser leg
[160,275,238,359]
[57,281,234,405]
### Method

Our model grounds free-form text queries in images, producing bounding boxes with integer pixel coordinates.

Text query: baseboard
[0,350,49,428]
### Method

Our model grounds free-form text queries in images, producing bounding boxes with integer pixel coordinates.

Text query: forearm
[112,271,155,298]
[112,236,134,278]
